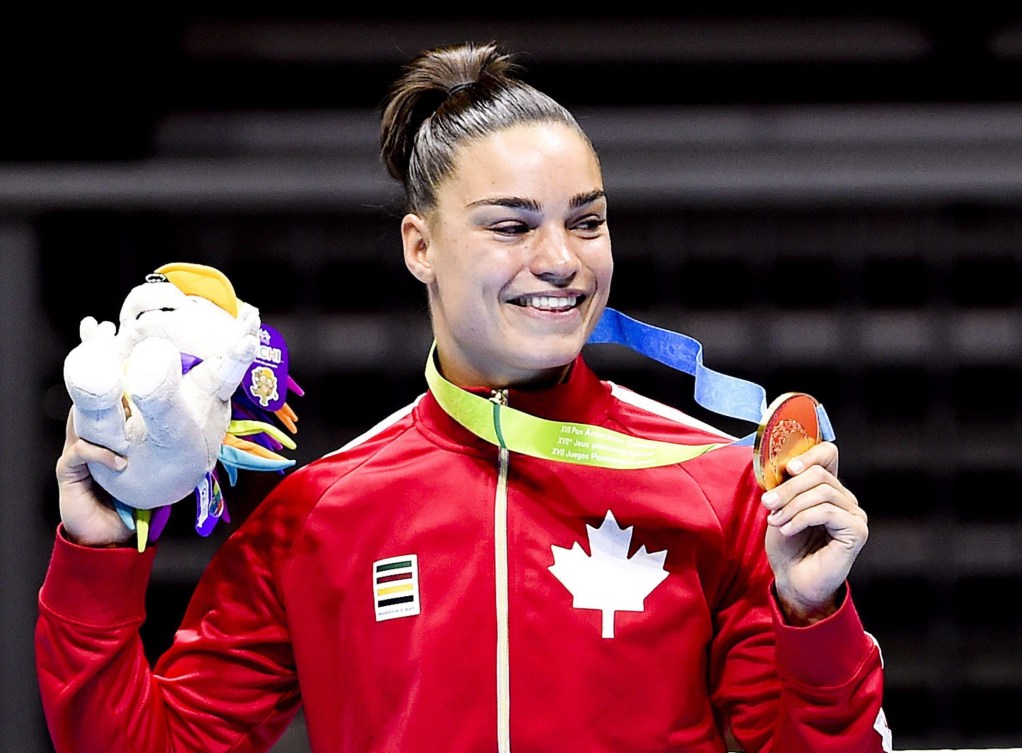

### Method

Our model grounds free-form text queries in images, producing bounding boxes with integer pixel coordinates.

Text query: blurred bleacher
[4,8,1022,752]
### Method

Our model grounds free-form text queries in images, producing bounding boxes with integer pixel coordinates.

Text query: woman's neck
[434,350,575,391]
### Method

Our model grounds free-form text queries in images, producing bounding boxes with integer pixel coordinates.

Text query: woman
[37,42,890,752]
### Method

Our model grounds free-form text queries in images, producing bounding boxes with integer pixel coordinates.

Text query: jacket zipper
[490,389,511,753]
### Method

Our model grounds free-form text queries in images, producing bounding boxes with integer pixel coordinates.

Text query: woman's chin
[500,344,582,385]
[514,332,584,364]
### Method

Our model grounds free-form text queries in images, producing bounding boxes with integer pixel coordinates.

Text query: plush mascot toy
[63,262,302,551]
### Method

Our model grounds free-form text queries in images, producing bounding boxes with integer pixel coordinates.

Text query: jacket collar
[416,354,612,453]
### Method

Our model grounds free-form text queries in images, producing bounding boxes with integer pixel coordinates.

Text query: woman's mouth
[509,294,583,312]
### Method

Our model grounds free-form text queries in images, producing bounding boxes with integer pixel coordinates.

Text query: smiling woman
[380,44,614,389]
[399,121,613,387]
[36,40,890,753]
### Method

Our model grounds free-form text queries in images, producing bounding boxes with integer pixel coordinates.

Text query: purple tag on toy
[243,323,290,413]
[180,353,202,375]
[148,506,172,542]
[195,471,227,537]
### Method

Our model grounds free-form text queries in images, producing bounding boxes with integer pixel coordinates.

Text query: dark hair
[379,41,594,214]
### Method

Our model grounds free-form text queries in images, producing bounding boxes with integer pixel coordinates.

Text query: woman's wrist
[773,583,844,626]
[59,523,134,549]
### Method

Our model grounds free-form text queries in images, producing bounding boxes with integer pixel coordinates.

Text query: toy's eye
[145,273,169,284]
[135,307,176,320]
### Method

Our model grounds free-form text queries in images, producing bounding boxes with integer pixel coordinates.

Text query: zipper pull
[489,389,509,450]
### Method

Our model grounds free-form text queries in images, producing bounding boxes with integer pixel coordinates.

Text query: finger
[768,472,862,527]
[773,502,869,548]
[62,408,126,470]
[767,489,867,531]
[785,440,839,477]
[56,437,126,484]
[64,409,78,444]
[764,462,858,512]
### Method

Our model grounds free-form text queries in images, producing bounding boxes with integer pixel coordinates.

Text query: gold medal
[753,392,821,490]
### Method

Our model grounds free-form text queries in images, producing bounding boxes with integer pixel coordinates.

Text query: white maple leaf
[874,707,894,752]
[549,509,669,638]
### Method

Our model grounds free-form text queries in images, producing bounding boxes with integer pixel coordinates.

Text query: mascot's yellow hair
[155,262,240,317]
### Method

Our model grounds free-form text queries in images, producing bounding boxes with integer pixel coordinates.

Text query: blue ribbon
[587,308,835,443]
[218,444,296,477]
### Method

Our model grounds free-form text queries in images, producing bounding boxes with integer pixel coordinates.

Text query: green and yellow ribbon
[424,343,729,469]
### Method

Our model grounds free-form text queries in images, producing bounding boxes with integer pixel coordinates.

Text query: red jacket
[36,355,890,753]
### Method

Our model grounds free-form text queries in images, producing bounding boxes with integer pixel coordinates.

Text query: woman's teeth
[516,295,579,310]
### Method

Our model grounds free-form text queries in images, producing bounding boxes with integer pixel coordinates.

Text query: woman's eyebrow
[570,189,606,209]
[466,196,541,211]
[466,190,605,212]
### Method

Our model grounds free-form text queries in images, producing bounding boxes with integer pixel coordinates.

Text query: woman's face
[402,121,613,388]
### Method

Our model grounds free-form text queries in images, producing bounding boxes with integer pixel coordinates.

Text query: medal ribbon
[425,307,833,470]
[588,308,835,440]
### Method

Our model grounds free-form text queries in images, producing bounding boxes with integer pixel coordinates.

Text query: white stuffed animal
[63,262,299,548]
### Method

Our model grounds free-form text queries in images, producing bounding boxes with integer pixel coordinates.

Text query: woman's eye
[574,216,607,233]
[492,221,530,236]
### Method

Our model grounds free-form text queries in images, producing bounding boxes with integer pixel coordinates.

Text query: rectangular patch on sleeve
[373,554,421,622]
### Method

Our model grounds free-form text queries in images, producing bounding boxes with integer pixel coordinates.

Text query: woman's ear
[402,213,435,284]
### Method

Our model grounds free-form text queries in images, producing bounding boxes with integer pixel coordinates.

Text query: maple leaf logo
[549,509,669,638]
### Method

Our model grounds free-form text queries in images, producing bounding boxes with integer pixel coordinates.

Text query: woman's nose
[530,228,579,285]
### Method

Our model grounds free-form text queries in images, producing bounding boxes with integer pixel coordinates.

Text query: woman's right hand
[56,410,134,547]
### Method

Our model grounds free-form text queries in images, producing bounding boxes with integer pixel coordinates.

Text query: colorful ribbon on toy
[121,331,303,552]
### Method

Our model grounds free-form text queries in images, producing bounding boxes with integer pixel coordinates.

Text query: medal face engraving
[754,392,821,490]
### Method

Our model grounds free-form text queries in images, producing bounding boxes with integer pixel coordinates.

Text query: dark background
[4,7,1022,752]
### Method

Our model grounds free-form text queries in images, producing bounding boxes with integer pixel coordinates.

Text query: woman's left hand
[760,441,868,625]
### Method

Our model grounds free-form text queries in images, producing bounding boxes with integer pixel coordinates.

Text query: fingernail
[762,491,778,509]
[788,458,804,473]
[113,456,127,470]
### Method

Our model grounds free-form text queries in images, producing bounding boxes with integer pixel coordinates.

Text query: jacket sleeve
[706,467,891,753]
[35,520,301,753]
